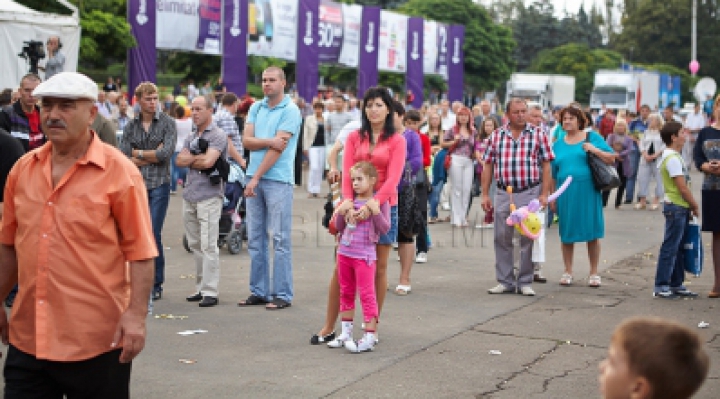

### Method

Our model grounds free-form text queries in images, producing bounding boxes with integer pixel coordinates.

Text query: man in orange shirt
[0,72,157,398]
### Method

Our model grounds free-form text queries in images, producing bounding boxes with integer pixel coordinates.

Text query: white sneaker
[520,286,536,296]
[488,284,515,294]
[415,252,428,263]
[346,337,375,353]
[327,334,351,348]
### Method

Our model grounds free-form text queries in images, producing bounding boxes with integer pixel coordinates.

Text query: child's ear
[629,376,651,399]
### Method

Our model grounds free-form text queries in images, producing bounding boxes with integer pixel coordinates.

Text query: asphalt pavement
[1,169,719,398]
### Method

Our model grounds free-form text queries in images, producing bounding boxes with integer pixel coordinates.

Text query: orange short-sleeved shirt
[0,132,158,361]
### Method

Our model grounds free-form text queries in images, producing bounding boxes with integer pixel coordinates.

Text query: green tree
[16,0,134,69]
[612,0,720,87]
[528,43,623,104]
[400,0,516,92]
[511,0,560,71]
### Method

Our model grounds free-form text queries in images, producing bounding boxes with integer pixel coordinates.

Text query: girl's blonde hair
[350,161,378,180]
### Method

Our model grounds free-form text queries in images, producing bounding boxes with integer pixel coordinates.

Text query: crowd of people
[0,67,716,396]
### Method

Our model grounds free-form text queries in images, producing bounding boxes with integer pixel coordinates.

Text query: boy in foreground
[599,317,709,399]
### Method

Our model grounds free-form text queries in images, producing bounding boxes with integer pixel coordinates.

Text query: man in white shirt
[683,103,706,171]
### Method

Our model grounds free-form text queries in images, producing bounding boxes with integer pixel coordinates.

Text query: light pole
[690,0,698,76]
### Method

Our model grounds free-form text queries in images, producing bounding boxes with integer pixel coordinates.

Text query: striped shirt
[482,123,554,191]
[213,108,242,162]
[336,200,377,263]
[120,111,177,189]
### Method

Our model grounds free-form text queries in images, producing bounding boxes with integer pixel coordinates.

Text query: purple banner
[447,25,465,103]
[296,0,320,103]
[405,17,423,109]
[357,6,380,97]
[223,0,248,96]
[127,0,156,99]
[197,0,222,53]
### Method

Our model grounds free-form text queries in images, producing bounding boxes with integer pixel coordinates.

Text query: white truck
[589,70,660,113]
[505,73,575,110]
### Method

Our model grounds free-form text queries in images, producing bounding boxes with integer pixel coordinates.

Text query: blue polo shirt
[246,94,302,184]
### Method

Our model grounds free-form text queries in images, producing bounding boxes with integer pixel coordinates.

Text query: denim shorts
[378,205,398,245]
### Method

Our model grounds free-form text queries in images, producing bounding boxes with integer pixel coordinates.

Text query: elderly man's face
[97,91,106,103]
[40,97,96,145]
[481,101,491,115]
[119,99,128,113]
[191,97,212,128]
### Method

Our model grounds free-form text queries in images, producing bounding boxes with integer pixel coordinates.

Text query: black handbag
[586,134,621,191]
[398,163,423,236]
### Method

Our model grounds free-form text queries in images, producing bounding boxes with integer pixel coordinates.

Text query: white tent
[0,0,80,90]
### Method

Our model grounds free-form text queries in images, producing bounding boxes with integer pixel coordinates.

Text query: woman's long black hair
[359,86,396,144]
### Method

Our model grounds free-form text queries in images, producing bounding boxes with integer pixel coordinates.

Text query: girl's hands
[365,198,380,215]
[336,199,354,216]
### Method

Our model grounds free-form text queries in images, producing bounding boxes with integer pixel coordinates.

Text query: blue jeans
[247,179,294,302]
[428,181,445,218]
[148,183,170,292]
[171,152,188,192]
[655,203,689,293]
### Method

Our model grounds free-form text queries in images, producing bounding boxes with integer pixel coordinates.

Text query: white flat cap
[32,72,98,101]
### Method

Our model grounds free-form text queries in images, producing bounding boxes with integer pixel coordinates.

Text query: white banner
[247,0,298,61]
[377,10,407,73]
[156,0,222,55]
[423,20,437,75]
[336,3,362,67]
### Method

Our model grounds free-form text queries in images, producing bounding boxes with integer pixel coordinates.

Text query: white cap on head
[32,72,98,102]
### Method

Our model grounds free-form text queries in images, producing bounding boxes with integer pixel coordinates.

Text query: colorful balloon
[505,176,573,240]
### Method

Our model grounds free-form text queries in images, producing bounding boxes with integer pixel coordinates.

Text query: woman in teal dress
[551,107,616,288]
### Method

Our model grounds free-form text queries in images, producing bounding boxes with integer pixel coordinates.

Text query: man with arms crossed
[238,67,302,310]
[120,82,177,301]
[482,98,554,296]
[177,95,228,308]
[0,72,156,398]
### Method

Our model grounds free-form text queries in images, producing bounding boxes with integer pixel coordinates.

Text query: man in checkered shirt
[480,98,554,297]
[120,82,177,301]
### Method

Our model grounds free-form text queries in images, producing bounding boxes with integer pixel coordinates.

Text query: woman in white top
[635,113,666,210]
[172,105,193,193]
[303,101,326,198]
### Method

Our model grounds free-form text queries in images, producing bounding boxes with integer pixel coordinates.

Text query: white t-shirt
[174,118,194,152]
[335,120,362,147]
[664,153,684,177]
[685,112,706,132]
[441,113,456,131]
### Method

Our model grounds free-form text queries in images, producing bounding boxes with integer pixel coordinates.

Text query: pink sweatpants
[337,253,378,322]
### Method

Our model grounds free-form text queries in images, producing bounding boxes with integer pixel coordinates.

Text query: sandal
[649,204,659,211]
[237,294,268,307]
[559,273,573,286]
[588,275,602,288]
[634,203,646,210]
[395,285,411,296]
[429,217,438,224]
[266,297,292,310]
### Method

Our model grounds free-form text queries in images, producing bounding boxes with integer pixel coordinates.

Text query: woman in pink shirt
[311,87,406,346]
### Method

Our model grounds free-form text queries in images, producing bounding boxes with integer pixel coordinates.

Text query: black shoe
[310,331,336,345]
[186,292,203,302]
[199,297,219,307]
[152,290,162,301]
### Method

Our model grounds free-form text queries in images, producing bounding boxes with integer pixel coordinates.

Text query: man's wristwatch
[138,150,144,160]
